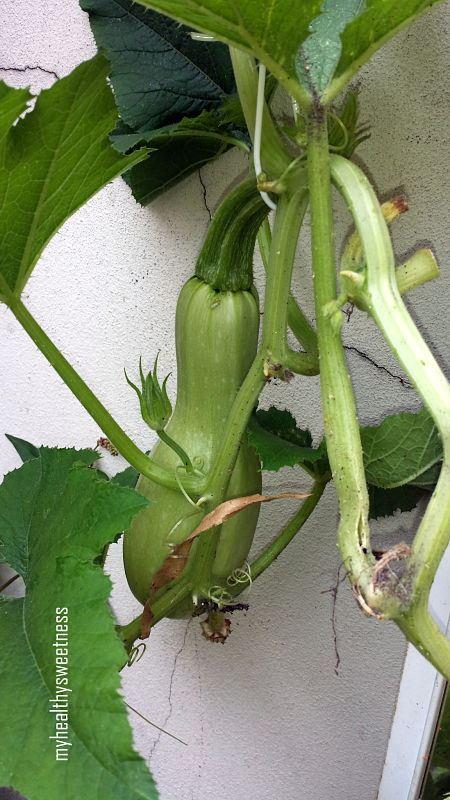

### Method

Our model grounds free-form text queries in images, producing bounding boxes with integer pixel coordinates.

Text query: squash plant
[0,0,448,797]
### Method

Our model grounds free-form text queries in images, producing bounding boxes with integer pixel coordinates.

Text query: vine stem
[118,577,192,653]
[261,191,309,362]
[306,112,374,595]
[157,429,194,473]
[228,480,327,594]
[258,218,319,357]
[331,155,450,676]
[8,296,203,494]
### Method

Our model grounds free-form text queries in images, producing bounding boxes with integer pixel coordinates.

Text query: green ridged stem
[258,217,319,358]
[331,155,450,678]
[195,178,268,291]
[306,113,374,595]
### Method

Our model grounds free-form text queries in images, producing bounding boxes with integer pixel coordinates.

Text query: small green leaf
[249,406,441,520]
[327,0,446,101]
[5,433,40,463]
[247,407,328,476]
[0,448,156,799]
[0,55,147,302]
[296,0,366,96]
[111,465,139,488]
[111,103,248,155]
[361,407,442,489]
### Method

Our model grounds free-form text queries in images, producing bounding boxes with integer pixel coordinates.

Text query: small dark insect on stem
[0,573,20,593]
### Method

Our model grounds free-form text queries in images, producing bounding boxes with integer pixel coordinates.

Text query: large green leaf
[361,407,442,489]
[81,0,247,202]
[132,0,444,105]
[0,55,147,302]
[0,448,156,800]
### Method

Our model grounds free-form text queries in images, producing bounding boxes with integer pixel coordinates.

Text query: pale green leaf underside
[134,0,444,105]
[361,407,442,489]
[0,448,156,800]
[0,55,147,302]
[296,0,366,95]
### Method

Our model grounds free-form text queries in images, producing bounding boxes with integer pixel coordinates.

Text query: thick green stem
[228,480,327,595]
[261,193,306,350]
[8,297,202,493]
[331,155,450,676]
[230,48,291,179]
[307,114,373,594]
[397,602,450,678]
[190,355,266,596]
[258,218,319,356]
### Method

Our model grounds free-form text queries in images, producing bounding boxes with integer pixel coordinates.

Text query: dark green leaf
[296,0,366,96]
[124,135,230,203]
[368,483,428,520]
[361,407,442,489]
[81,0,235,130]
[410,461,442,489]
[0,56,147,303]
[0,448,155,799]
[5,433,40,463]
[111,101,248,154]
[81,0,247,201]
[132,0,444,105]
[112,102,248,202]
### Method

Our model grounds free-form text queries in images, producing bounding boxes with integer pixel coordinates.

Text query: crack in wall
[192,631,205,800]
[198,169,212,222]
[344,345,413,388]
[0,64,60,81]
[149,620,191,763]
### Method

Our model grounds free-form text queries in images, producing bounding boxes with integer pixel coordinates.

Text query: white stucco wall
[0,2,449,798]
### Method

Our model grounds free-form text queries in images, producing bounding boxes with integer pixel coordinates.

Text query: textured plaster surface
[0,1,449,798]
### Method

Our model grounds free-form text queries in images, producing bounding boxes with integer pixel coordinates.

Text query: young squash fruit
[123,181,268,615]
[123,277,261,610]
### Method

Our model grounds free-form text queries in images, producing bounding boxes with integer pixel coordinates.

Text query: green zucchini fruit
[123,276,262,612]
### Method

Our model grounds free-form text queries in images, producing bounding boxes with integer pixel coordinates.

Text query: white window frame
[378,545,450,799]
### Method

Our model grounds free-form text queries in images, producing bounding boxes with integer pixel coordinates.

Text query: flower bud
[125,354,172,431]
